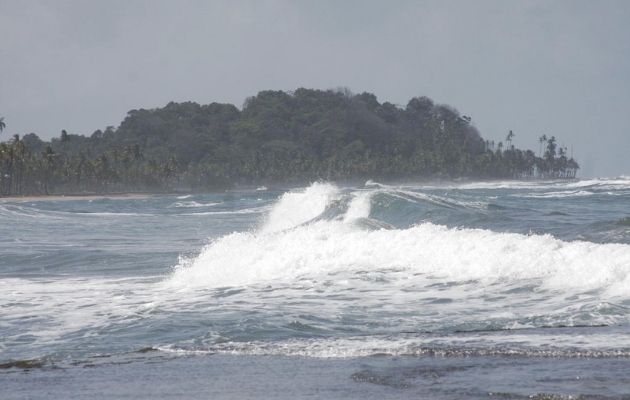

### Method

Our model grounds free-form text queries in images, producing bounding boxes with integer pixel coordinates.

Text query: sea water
[2,178,630,398]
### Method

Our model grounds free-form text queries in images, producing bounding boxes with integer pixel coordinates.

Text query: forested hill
[0,88,578,196]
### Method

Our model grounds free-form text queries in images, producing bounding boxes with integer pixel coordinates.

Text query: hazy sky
[1,0,629,177]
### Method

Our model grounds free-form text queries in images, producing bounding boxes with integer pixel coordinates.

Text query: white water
[513,190,596,199]
[158,331,630,358]
[409,176,630,191]
[169,201,221,208]
[4,181,630,362]
[261,182,338,233]
[169,182,630,297]
[168,221,630,296]
[343,191,372,222]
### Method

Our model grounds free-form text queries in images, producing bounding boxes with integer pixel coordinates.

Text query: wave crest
[167,183,630,298]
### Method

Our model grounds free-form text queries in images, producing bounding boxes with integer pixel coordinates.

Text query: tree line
[0,88,579,196]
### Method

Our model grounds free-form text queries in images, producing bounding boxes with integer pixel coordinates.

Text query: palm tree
[506,130,515,150]
[42,146,56,194]
[11,134,26,194]
[0,142,9,195]
[0,117,5,134]
[545,136,557,160]
[544,136,558,177]
[538,135,547,157]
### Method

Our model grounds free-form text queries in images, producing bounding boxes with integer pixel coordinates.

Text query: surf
[167,182,630,298]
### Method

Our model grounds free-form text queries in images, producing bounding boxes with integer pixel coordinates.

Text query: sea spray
[343,191,372,222]
[261,182,338,233]
[168,182,630,297]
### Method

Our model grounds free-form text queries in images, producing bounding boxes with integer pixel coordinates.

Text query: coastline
[0,193,156,203]
[0,177,584,202]
[3,353,629,399]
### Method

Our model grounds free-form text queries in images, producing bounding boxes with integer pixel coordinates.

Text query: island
[0,88,578,196]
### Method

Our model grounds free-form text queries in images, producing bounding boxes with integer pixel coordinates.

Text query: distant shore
[0,193,155,202]
[0,177,585,202]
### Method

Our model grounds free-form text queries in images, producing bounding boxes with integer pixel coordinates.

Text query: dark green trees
[0,90,579,196]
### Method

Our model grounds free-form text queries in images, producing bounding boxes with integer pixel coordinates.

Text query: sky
[1,0,629,177]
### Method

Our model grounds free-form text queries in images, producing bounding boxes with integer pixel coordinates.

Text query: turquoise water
[2,178,630,398]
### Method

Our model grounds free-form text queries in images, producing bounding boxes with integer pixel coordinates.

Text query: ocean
[2,178,630,399]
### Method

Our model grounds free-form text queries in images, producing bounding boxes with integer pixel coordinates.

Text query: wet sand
[3,353,630,399]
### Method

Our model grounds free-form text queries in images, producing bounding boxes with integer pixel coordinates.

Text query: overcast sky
[1,0,629,176]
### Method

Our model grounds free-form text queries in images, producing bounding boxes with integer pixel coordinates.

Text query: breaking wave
[5,180,630,364]
[168,182,630,298]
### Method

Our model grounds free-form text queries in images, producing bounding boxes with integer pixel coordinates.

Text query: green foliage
[0,90,579,196]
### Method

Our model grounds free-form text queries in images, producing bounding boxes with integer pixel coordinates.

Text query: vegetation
[0,89,578,196]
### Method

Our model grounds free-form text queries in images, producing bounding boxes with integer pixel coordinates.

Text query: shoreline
[2,353,628,399]
[0,193,157,202]
[0,177,587,202]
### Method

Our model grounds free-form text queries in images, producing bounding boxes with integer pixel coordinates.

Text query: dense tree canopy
[0,89,579,196]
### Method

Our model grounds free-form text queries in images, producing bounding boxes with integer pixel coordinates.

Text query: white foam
[343,192,372,222]
[0,277,157,344]
[562,177,630,189]
[157,331,630,358]
[170,201,220,208]
[390,189,487,209]
[6,182,630,354]
[384,177,630,191]
[181,205,271,216]
[0,205,154,219]
[75,212,155,217]
[364,179,385,188]
[261,182,338,233]
[513,190,596,199]
[168,183,630,297]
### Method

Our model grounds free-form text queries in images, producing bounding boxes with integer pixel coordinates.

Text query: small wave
[0,204,155,218]
[74,212,155,217]
[156,335,630,359]
[181,205,272,216]
[361,181,488,211]
[169,201,221,208]
[406,178,630,191]
[364,179,387,188]
[0,204,65,220]
[445,181,550,190]
[562,177,630,190]
[514,190,595,199]
[389,189,487,210]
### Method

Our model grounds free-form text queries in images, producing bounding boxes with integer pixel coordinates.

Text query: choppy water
[2,178,630,398]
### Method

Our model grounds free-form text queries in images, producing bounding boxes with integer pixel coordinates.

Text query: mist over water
[2,178,630,397]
